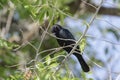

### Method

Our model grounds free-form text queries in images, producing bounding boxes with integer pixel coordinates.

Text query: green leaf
[38,8,46,22]
[79,38,86,53]
[60,13,65,25]
[83,21,90,28]
[46,55,51,65]
[49,62,59,68]
[0,38,19,50]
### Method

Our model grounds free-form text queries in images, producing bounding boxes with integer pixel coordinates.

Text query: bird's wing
[59,29,75,40]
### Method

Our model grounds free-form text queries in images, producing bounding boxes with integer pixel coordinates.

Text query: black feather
[51,24,90,72]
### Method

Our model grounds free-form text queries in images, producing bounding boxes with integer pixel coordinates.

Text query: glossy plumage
[51,24,90,72]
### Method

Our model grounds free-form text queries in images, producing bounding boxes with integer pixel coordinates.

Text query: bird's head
[51,24,62,35]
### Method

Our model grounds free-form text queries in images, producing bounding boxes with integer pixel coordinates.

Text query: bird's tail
[74,53,90,72]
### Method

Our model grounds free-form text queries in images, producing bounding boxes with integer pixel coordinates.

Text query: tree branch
[68,0,120,16]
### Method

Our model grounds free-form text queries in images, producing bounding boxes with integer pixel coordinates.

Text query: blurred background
[0,0,120,80]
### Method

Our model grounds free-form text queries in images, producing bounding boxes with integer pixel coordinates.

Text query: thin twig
[81,0,97,9]
[5,2,15,37]
[107,66,112,80]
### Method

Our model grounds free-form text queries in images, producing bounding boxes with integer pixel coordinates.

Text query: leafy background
[0,0,120,80]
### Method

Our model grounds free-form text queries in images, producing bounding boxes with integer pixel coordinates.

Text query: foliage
[0,38,19,50]
[0,0,120,80]
[10,0,71,25]
[8,55,82,80]
[0,39,19,79]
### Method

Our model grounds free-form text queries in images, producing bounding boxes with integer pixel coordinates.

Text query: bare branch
[2,1,15,38]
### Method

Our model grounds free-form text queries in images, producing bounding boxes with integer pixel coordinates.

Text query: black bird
[51,24,90,72]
